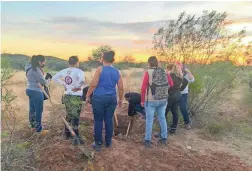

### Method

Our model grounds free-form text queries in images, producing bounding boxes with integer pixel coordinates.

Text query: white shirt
[52,68,85,96]
[181,73,195,94]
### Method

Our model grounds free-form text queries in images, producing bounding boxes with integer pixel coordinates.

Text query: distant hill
[1,53,68,71]
[1,53,146,71]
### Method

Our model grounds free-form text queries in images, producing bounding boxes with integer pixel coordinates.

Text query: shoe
[185,124,191,130]
[154,132,161,139]
[92,142,102,152]
[169,128,176,134]
[105,143,112,148]
[63,132,71,140]
[158,138,167,146]
[143,140,152,148]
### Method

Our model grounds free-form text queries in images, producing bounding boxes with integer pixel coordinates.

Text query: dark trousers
[133,104,146,116]
[165,92,181,129]
[26,89,44,132]
[64,95,82,137]
[179,93,190,124]
[92,94,117,146]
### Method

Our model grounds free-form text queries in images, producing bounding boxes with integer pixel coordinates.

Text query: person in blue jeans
[25,55,49,134]
[141,56,170,148]
[179,64,195,130]
[86,51,124,152]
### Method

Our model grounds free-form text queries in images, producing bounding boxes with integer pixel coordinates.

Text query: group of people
[25,52,194,151]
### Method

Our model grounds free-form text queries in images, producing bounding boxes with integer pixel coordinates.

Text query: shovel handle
[114,112,119,126]
[40,84,77,137]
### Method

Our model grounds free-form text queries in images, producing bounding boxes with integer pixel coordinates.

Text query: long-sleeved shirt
[181,73,195,94]
[52,67,85,96]
[169,73,183,94]
[127,92,142,115]
[141,69,174,104]
[25,63,46,92]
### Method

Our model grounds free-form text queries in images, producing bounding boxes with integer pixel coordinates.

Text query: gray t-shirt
[25,63,46,92]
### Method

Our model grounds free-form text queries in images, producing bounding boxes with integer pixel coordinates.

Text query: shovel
[40,85,94,159]
[114,112,122,136]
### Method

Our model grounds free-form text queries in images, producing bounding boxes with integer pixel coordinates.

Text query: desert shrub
[201,120,232,138]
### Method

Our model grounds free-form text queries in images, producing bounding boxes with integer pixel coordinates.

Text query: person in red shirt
[141,56,173,148]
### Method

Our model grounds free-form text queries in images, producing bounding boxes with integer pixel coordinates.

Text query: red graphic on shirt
[65,76,73,85]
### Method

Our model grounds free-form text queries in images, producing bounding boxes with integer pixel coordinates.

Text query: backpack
[147,67,169,101]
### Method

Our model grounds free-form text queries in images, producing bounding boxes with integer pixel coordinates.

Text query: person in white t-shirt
[52,56,85,145]
[179,64,195,130]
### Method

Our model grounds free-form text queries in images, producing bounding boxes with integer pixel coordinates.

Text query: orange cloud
[148,28,157,34]
[133,39,152,45]
[87,42,103,46]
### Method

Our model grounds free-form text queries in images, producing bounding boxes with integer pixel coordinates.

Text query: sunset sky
[1,1,252,62]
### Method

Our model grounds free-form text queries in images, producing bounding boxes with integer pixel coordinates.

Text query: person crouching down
[52,56,85,145]
[124,92,146,135]
[124,92,145,117]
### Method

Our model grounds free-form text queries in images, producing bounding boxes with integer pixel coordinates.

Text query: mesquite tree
[153,11,251,125]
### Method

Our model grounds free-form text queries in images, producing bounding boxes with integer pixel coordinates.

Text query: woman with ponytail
[25,55,48,134]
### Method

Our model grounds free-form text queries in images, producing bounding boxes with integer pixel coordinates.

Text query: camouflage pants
[63,95,82,133]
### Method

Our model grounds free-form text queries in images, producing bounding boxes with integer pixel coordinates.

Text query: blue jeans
[134,104,146,116]
[26,89,44,132]
[145,100,168,141]
[92,94,117,145]
[179,93,190,124]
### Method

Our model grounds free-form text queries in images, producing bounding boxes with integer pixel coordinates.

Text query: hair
[103,51,115,63]
[31,55,45,70]
[148,56,158,67]
[166,64,174,71]
[124,93,131,99]
[171,64,183,78]
[68,56,79,65]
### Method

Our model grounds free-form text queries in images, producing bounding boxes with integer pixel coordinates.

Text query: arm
[184,69,195,83]
[72,70,85,92]
[34,68,46,85]
[52,70,66,86]
[86,67,102,98]
[128,100,135,115]
[77,70,85,88]
[141,72,149,105]
[117,74,124,107]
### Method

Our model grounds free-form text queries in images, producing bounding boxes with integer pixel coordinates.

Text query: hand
[141,102,145,107]
[118,100,123,108]
[72,87,81,92]
[86,97,91,104]
[184,68,191,73]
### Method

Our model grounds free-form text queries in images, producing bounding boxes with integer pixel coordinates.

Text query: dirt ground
[2,71,252,171]
[26,104,252,171]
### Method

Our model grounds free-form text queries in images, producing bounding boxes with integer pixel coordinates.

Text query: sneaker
[154,133,161,139]
[92,142,102,152]
[185,124,191,130]
[158,138,167,146]
[143,140,152,148]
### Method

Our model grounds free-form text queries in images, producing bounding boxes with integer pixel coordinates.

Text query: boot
[72,129,84,145]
